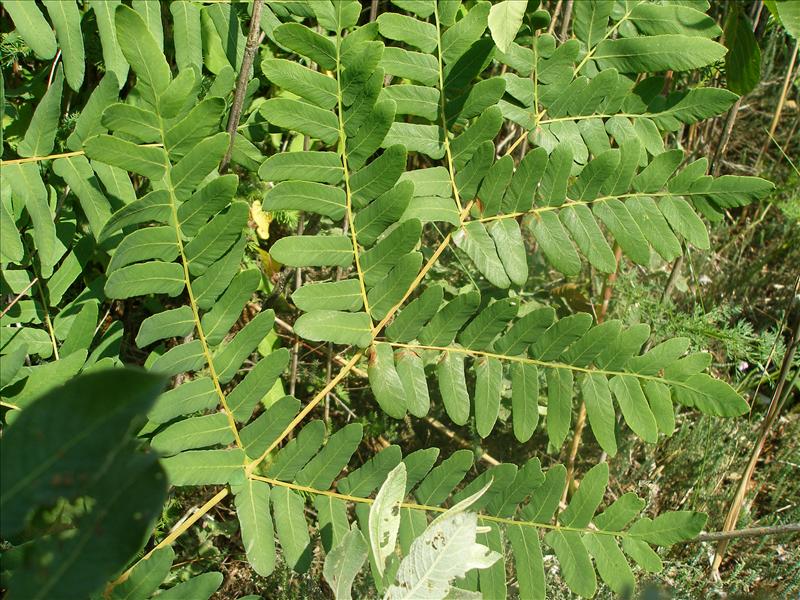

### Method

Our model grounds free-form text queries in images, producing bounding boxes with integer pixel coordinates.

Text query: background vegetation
[1,1,798,599]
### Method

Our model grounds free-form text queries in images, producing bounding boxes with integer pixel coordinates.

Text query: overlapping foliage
[0,1,777,598]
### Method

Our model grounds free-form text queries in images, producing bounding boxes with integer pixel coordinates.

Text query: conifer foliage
[0,1,775,598]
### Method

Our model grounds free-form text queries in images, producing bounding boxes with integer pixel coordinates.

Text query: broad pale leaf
[385,483,500,600]
[324,527,369,600]
[488,1,527,53]
[369,462,407,577]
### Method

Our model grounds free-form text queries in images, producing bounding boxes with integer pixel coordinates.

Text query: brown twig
[711,98,743,176]
[598,245,623,320]
[324,342,334,423]
[548,0,563,35]
[752,1,764,28]
[558,0,574,40]
[1,277,39,318]
[698,522,800,543]
[660,254,685,305]
[47,50,62,88]
[219,0,265,174]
